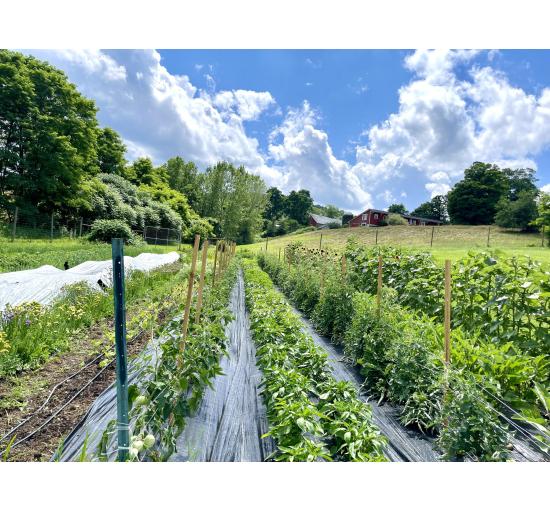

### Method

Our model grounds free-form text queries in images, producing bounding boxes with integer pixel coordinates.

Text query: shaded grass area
[244,225,549,267]
[0,238,178,273]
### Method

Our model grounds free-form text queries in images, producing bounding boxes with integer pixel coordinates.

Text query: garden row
[84,240,237,461]
[241,257,387,461]
[282,241,550,431]
[257,247,550,460]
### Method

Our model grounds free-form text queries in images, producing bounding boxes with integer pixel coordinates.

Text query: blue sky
[27,49,550,213]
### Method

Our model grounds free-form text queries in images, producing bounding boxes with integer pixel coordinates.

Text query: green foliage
[164,156,201,210]
[411,195,448,223]
[88,219,132,243]
[184,217,214,243]
[0,50,99,213]
[198,161,267,243]
[96,127,126,175]
[495,191,538,230]
[388,203,407,214]
[311,203,344,219]
[242,258,387,461]
[285,189,314,225]
[387,213,407,225]
[263,187,287,221]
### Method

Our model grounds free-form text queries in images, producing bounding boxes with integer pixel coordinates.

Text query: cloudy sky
[27,49,550,213]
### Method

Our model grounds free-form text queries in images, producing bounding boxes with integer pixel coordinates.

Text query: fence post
[375,228,379,245]
[180,234,200,361]
[319,233,323,250]
[542,225,545,247]
[50,212,54,242]
[444,260,452,365]
[265,237,268,252]
[376,255,382,317]
[79,217,83,238]
[178,230,182,252]
[212,240,220,284]
[278,247,281,261]
[111,238,129,462]
[11,206,18,242]
[430,226,435,247]
[195,239,209,324]
[486,226,491,248]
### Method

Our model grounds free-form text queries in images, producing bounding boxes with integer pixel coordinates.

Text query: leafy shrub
[387,213,407,225]
[184,217,214,244]
[88,219,132,243]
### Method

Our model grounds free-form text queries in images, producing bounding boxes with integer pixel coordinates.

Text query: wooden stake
[319,233,323,250]
[278,247,281,261]
[444,260,451,365]
[542,225,545,247]
[430,226,435,247]
[376,255,382,317]
[375,228,378,245]
[195,239,209,324]
[486,226,491,247]
[212,240,220,284]
[180,234,200,359]
[265,237,268,252]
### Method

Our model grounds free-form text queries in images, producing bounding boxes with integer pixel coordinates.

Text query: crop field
[246,225,550,267]
[1,235,549,463]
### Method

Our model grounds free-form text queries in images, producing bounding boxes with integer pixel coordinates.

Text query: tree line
[0,50,266,244]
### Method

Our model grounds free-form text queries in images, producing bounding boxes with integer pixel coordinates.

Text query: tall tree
[96,127,126,175]
[312,203,344,219]
[411,195,448,222]
[502,167,538,200]
[0,50,99,215]
[495,190,538,230]
[447,162,509,224]
[264,187,287,221]
[285,189,313,224]
[388,203,408,214]
[164,156,200,210]
[125,157,163,186]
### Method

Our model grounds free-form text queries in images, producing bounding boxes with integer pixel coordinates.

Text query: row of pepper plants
[257,243,550,460]
[241,257,387,462]
[88,255,238,461]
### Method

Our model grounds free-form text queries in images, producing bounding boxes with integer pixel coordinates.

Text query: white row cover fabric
[0,251,180,312]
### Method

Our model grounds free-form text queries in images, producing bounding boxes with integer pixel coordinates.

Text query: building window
[361,222,366,226]
[362,214,367,220]
[374,213,379,219]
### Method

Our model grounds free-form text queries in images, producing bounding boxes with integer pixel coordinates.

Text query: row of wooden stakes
[280,246,452,366]
[179,234,236,359]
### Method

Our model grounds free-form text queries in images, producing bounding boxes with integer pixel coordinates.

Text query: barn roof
[310,213,342,226]
[402,214,443,224]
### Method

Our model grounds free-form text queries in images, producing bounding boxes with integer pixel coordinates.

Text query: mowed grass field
[0,238,178,273]
[243,225,550,267]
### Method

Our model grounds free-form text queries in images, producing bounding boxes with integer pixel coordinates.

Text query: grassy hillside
[0,238,177,273]
[244,225,549,266]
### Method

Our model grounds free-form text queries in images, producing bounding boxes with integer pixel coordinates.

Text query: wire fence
[0,206,178,246]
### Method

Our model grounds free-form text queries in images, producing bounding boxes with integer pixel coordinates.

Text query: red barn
[349,209,388,227]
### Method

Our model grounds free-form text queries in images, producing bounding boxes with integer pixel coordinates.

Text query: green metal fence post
[112,238,129,462]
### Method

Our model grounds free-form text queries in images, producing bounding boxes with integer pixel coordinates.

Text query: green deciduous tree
[96,127,126,175]
[388,203,408,215]
[447,162,509,224]
[285,189,313,225]
[411,195,448,223]
[495,191,538,230]
[164,156,200,210]
[0,50,99,214]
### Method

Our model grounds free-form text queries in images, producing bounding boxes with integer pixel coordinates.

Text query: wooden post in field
[180,234,200,361]
[11,206,18,242]
[278,247,281,261]
[444,260,452,365]
[430,226,435,247]
[265,237,268,252]
[542,225,545,247]
[486,226,491,247]
[376,255,383,317]
[195,239,209,323]
[375,228,378,245]
[50,212,54,242]
[212,240,220,285]
[319,233,323,250]
[79,217,83,238]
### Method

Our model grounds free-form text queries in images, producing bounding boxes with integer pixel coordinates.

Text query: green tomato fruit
[143,434,155,449]
[134,395,149,406]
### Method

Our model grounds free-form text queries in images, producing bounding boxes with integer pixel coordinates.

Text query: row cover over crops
[257,246,550,461]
